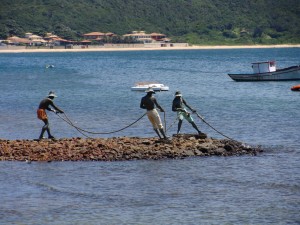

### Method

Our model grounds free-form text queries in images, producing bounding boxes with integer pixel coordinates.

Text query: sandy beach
[0,44,299,53]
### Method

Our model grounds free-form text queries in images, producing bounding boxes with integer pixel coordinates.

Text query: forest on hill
[0,0,299,44]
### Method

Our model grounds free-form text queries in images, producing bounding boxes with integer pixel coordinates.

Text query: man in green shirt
[172,91,206,137]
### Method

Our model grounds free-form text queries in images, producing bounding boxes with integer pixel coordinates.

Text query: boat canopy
[131,81,169,91]
[252,61,276,73]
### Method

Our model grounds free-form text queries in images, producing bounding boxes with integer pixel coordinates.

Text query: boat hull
[131,83,169,91]
[291,84,300,91]
[131,86,169,91]
[228,66,300,82]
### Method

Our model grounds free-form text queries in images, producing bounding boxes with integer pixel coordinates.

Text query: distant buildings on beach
[0,31,173,47]
[3,33,72,46]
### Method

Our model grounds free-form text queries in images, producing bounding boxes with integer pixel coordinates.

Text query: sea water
[0,48,299,224]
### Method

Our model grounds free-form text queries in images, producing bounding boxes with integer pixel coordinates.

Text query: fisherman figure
[140,88,168,139]
[37,91,64,140]
[172,91,206,137]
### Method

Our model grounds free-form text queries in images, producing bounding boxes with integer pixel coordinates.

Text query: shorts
[177,109,194,123]
[37,109,47,120]
[146,109,163,130]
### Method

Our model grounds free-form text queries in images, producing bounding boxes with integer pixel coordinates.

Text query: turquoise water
[0,49,299,224]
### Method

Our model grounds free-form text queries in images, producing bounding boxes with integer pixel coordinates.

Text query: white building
[123,31,153,43]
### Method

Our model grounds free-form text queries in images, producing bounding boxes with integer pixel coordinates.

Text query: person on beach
[172,91,206,137]
[37,91,64,140]
[140,88,168,140]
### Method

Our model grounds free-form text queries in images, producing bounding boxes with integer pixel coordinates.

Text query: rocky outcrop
[0,134,262,162]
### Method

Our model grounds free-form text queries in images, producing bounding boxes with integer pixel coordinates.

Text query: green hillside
[0,0,299,44]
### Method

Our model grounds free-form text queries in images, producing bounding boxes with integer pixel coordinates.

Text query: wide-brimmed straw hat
[145,88,155,93]
[48,91,57,98]
[175,91,182,97]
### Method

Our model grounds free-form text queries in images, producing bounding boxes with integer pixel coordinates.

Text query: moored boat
[291,84,300,91]
[131,82,169,91]
[228,61,300,82]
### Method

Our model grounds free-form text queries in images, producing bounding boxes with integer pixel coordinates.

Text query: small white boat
[131,82,169,91]
[228,61,300,81]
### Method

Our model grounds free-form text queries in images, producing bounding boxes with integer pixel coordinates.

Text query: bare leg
[39,119,48,139]
[39,119,54,139]
[154,129,162,139]
[191,121,202,134]
[177,120,183,134]
[159,128,168,139]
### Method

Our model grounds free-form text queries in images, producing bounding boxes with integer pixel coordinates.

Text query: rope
[194,112,236,141]
[56,113,91,138]
[55,108,234,141]
[56,112,146,135]
[166,117,178,132]
[163,111,167,134]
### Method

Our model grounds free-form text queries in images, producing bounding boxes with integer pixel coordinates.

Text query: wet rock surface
[0,134,263,161]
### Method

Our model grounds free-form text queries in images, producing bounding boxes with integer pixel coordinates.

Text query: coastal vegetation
[0,0,299,45]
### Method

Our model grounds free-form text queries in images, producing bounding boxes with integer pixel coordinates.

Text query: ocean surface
[0,48,299,224]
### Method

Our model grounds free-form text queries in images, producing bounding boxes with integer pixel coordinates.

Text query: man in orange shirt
[37,91,64,140]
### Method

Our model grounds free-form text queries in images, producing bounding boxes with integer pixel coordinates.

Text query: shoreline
[0,135,262,162]
[0,44,299,53]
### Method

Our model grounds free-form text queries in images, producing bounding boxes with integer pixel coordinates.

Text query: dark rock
[0,136,262,161]
[224,144,233,151]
